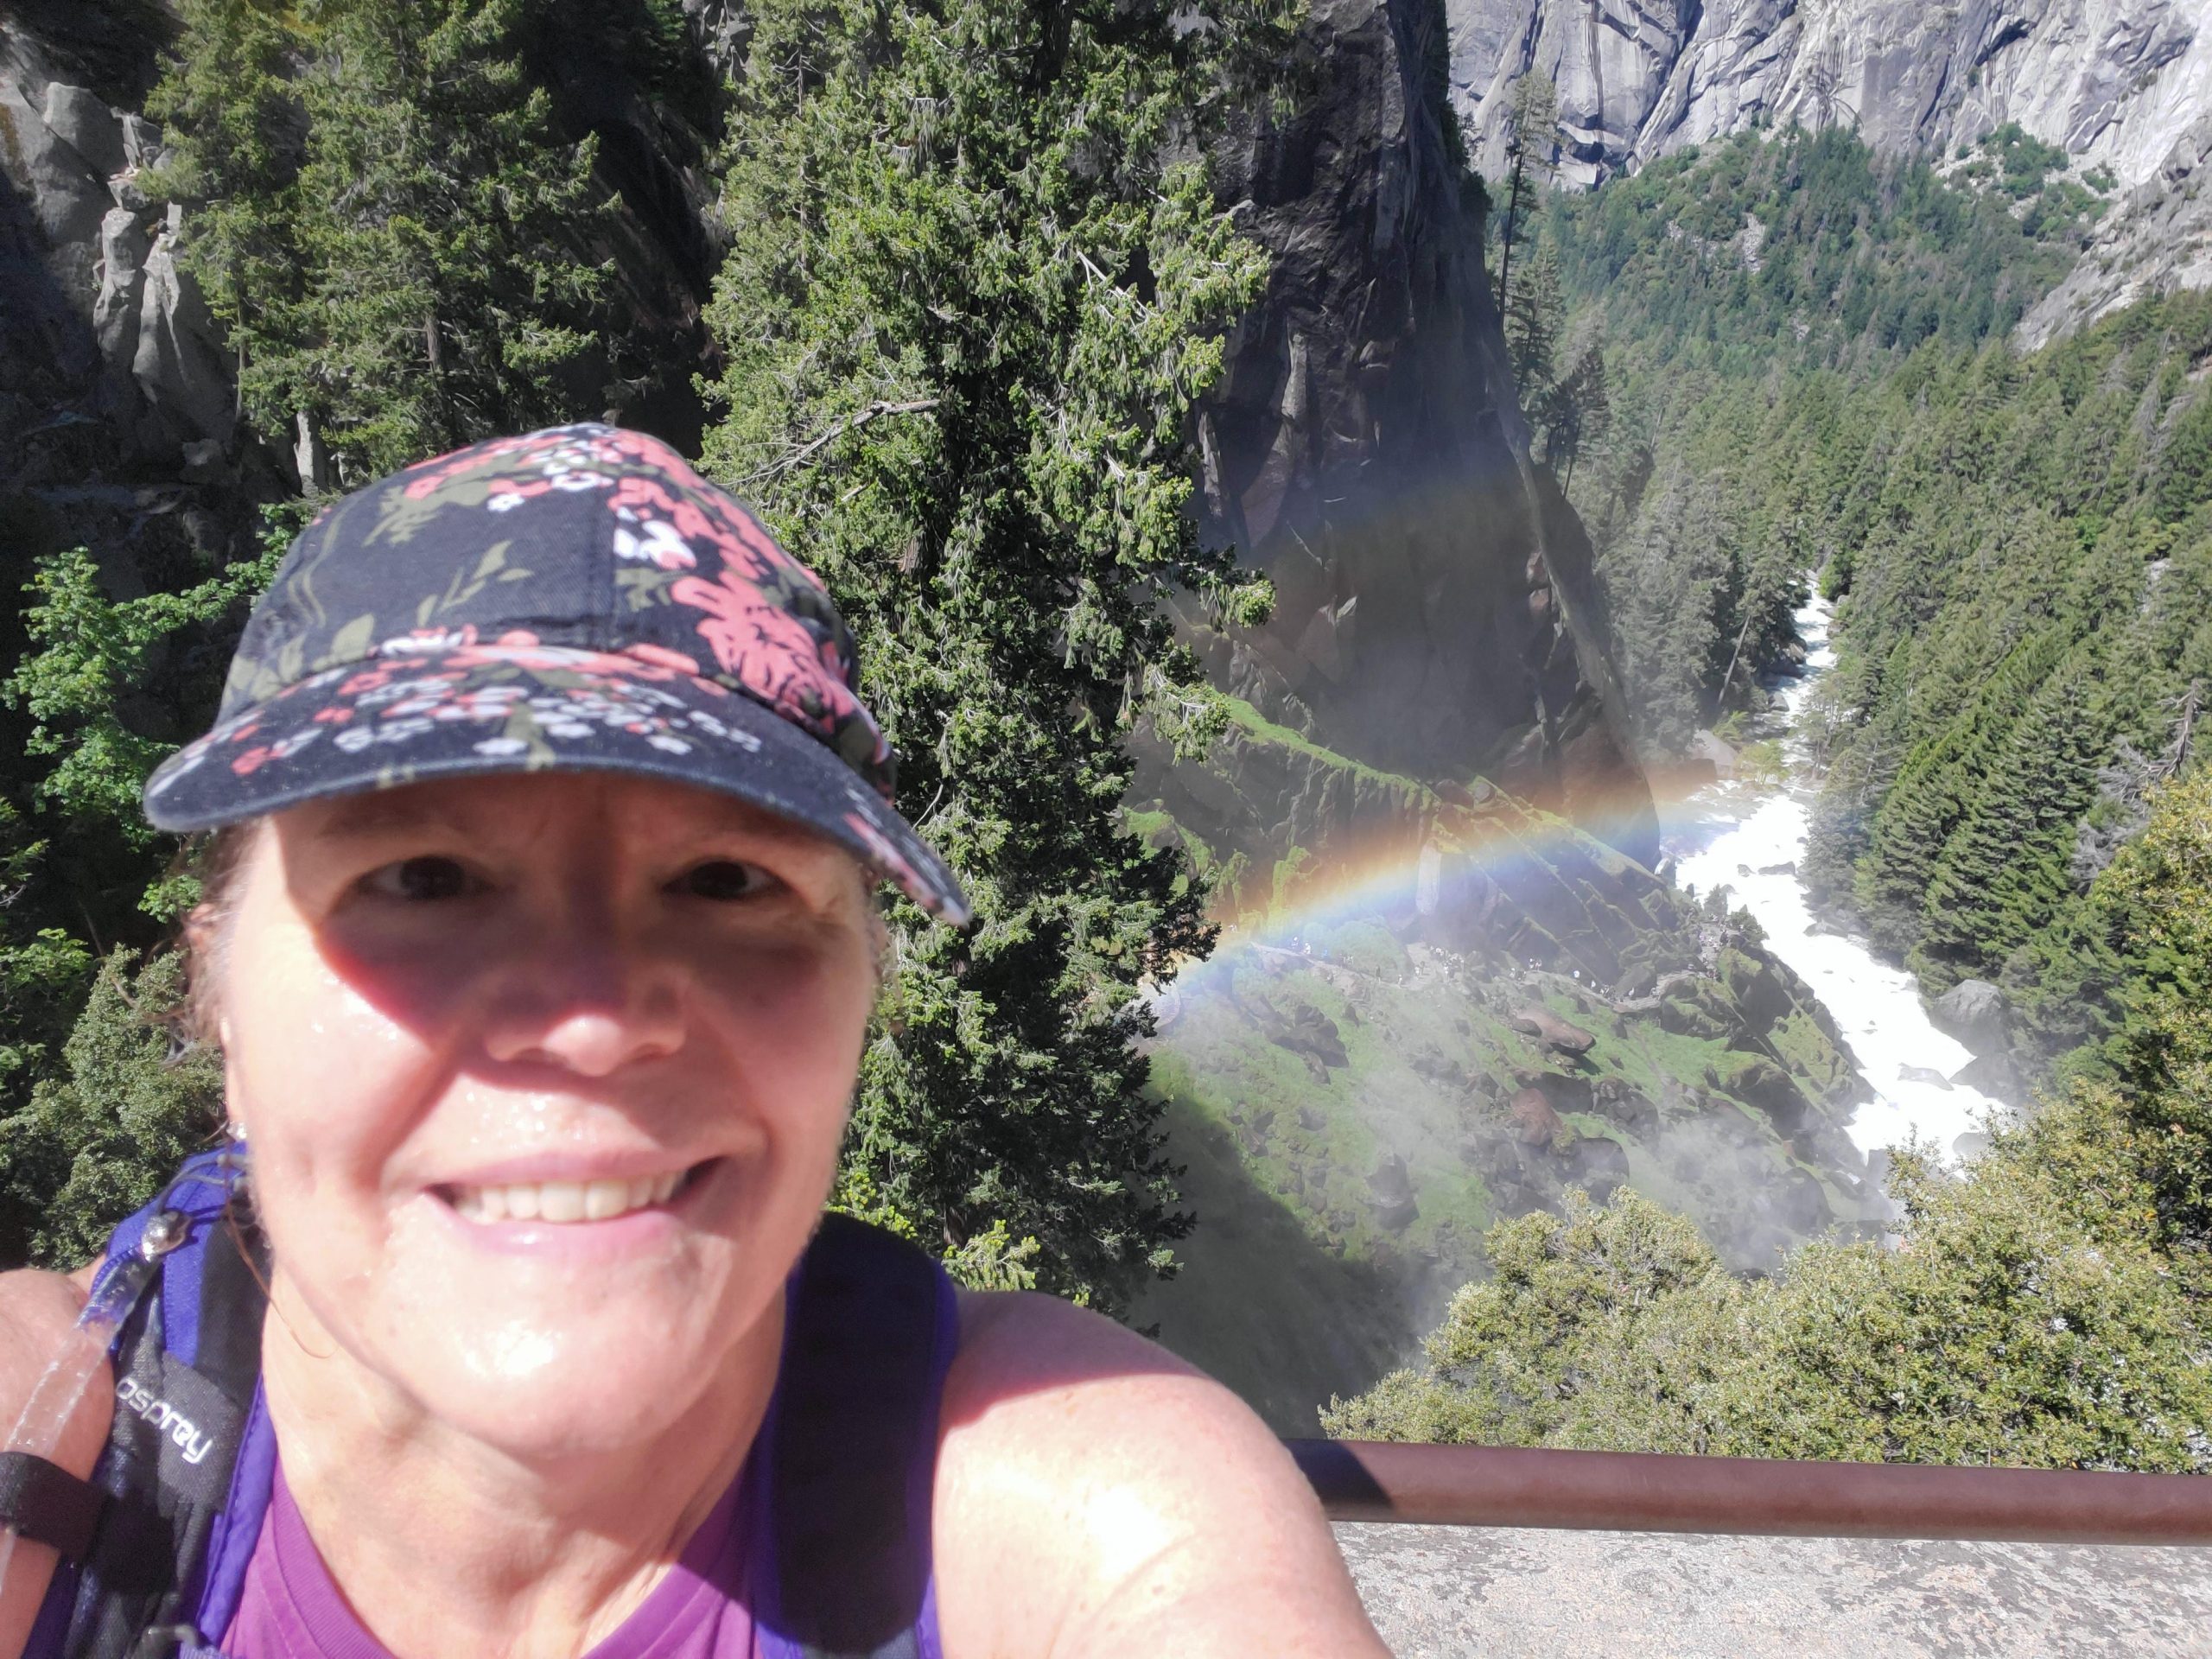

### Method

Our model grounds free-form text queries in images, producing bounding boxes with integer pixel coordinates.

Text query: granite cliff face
[1443,0,2212,340]
[1151,0,1659,875]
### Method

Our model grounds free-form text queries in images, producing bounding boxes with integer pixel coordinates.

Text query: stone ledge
[1337,1522,2212,1657]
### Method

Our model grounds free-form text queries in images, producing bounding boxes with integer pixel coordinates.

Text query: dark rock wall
[0,0,726,575]
[1187,0,1658,867]
[3,0,1655,870]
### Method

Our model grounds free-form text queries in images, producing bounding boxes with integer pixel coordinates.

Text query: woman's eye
[672,860,779,902]
[360,856,478,902]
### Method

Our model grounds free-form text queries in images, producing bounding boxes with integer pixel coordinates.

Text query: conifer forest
[4,0,2212,1474]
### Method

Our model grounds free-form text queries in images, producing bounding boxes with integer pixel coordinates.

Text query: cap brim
[142,646,971,927]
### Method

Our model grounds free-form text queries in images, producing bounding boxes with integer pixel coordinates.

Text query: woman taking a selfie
[0,427,1385,1659]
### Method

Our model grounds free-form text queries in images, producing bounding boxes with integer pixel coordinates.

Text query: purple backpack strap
[750,1216,961,1659]
[25,1147,273,1659]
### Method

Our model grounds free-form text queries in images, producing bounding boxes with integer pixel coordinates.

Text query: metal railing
[1288,1440,2212,1546]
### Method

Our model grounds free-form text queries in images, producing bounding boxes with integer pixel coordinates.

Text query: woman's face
[213,772,880,1459]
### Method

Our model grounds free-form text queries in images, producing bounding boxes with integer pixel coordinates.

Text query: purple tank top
[220,1457,760,1659]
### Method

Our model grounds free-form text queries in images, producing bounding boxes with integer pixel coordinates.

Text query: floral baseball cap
[143,423,970,925]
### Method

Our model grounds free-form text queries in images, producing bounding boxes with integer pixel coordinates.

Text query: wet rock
[1930,978,2010,1054]
[1562,1134,1630,1202]
[1507,1005,1597,1054]
[1897,1065,1952,1090]
[1591,1077,1658,1133]
[1459,1130,1520,1182]
[1297,1104,1328,1133]
[1257,996,1349,1073]
[1657,984,1732,1040]
[1517,1069,1592,1118]
[1507,1087,1565,1151]
[1408,1046,1471,1089]
[1720,1057,1813,1132]
[1950,1052,2020,1101]
[1612,962,1659,1000]
[1774,1171,1834,1236]
[1718,947,1790,1030]
[1690,729,1737,779]
[1758,861,1796,877]
[1366,1154,1418,1231]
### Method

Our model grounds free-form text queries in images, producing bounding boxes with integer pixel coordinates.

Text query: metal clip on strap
[0,1448,104,1560]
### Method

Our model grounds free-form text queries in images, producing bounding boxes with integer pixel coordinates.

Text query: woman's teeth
[448,1170,685,1225]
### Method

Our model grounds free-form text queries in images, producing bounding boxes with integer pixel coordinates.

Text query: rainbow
[1165,765,1717,990]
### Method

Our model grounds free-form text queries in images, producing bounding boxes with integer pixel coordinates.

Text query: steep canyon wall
[1442,0,2212,341]
[1146,0,1659,887]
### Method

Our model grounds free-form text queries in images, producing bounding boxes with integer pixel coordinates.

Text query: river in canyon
[1663,595,2005,1160]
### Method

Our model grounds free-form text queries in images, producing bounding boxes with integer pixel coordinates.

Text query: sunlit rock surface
[1444,0,2212,340]
[1338,1524,2212,1657]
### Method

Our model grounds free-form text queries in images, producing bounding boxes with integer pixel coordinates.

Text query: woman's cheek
[230,938,443,1210]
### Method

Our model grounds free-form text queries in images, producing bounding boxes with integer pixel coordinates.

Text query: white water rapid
[1666,595,2005,1160]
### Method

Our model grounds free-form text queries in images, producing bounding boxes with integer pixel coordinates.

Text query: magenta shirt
[219,1459,759,1659]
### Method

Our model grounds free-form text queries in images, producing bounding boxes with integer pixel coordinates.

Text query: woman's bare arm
[931,1290,1388,1659]
[0,1266,111,1659]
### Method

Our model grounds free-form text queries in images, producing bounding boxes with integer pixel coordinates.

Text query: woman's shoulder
[928,1289,1387,1659]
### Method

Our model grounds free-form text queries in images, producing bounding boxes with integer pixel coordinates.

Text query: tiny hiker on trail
[0,427,1385,1659]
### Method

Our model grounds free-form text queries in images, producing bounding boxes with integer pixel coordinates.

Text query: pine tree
[1918,655,2103,982]
[1544,340,1611,493]
[144,0,309,352]
[1503,241,1563,415]
[1493,71,1559,320]
[702,0,1286,1313]
[0,951,225,1269]
[157,0,613,481]
[1857,723,1973,957]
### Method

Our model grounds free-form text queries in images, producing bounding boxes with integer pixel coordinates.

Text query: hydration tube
[0,1225,168,1587]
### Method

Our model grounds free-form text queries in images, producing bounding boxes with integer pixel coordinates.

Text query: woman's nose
[480,924,687,1077]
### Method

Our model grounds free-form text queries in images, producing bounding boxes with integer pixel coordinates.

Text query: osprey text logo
[116,1376,214,1465]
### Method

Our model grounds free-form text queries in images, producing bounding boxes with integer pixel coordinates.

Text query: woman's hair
[181,821,259,1046]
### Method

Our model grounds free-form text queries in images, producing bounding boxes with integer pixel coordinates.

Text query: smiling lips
[445,1167,694,1225]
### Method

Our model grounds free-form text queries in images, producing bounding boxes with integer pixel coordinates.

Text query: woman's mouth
[439,1162,709,1225]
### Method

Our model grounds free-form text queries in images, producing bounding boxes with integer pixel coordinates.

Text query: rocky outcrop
[1448,0,2209,184]
[1444,0,2212,339]
[1185,0,1659,866]
[0,19,232,471]
[1930,977,2011,1054]
[2019,105,2212,347]
[0,0,729,549]
[0,8,280,670]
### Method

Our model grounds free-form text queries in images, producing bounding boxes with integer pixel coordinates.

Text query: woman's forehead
[283,773,834,852]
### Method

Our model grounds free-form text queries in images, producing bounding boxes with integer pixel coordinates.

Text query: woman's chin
[404,1312,745,1459]
[363,1230,779,1458]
